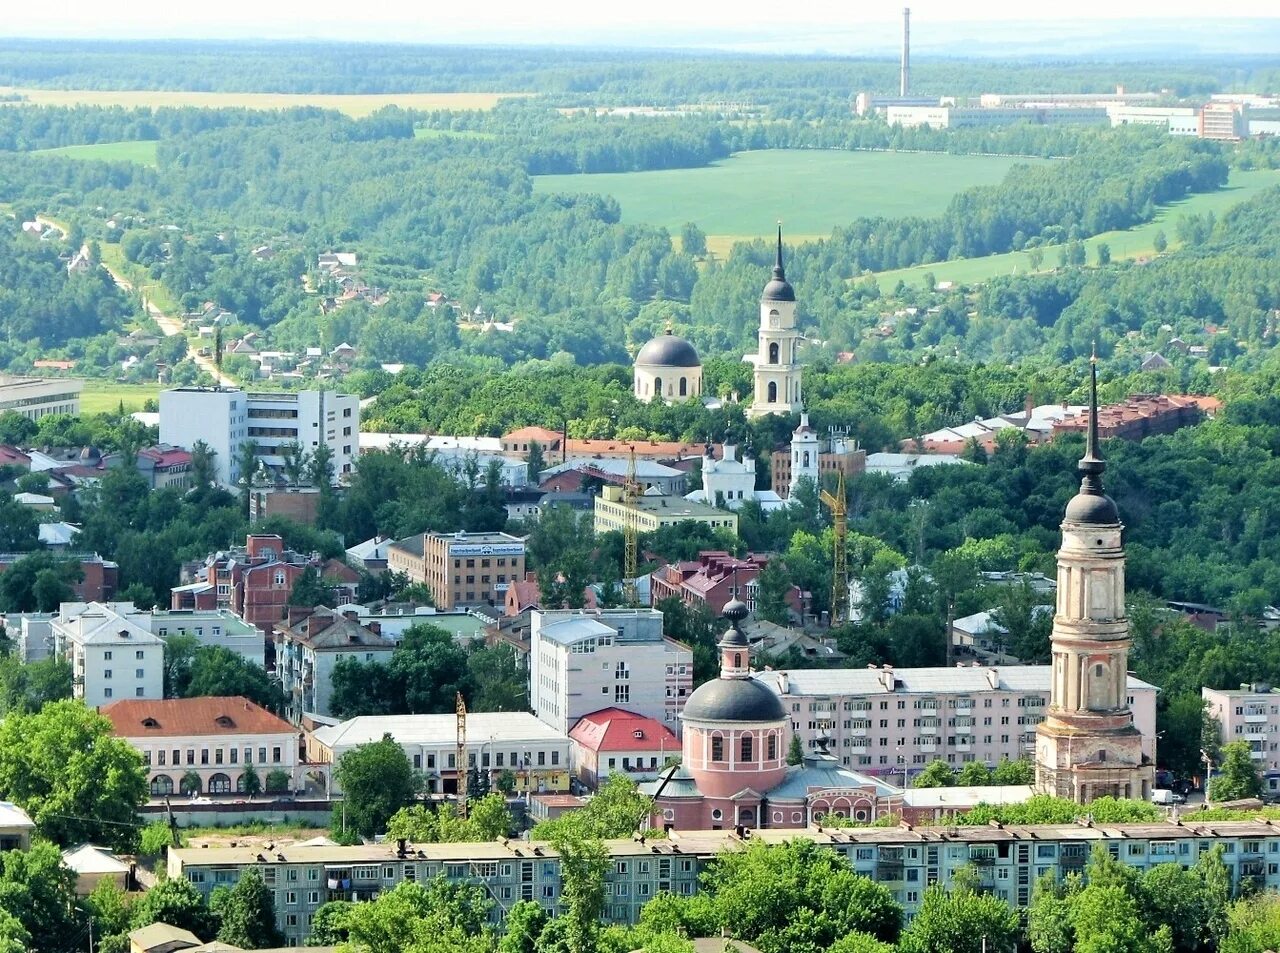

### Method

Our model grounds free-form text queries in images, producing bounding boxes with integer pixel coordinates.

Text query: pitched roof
[312,711,566,750]
[278,608,395,652]
[128,923,202,953]
[569,708,678,753]
[62,843,130,875]
[102,696,295,738]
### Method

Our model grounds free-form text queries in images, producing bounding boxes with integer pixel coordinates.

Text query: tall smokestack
[900,7,911,97]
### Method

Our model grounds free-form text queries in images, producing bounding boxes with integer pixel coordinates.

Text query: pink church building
[647,599,901,830]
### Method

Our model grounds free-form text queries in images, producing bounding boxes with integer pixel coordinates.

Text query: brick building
[387,531,526,611]
[1051,394,1219,442]
[649,551,803,618]
[0,552,118,603]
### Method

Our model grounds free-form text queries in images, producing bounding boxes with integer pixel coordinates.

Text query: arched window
[802,451,810,467]
[768,381,778,403]
[767,734,778,761]
[734,653,742,668]
[654,376,662,398]
[710,736,725,762]
[679,377,687,396]
[741,735,754,762]
[769,342,779,364]
[150,775,174,796]
[208,773,232,794]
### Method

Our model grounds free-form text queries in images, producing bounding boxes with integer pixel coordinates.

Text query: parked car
[1152,789,1186,805]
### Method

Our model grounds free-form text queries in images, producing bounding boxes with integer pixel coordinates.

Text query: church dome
[1064,490,1119,526]
[682,676,786,723]
[636,329,700,368]
[762,273,796,303]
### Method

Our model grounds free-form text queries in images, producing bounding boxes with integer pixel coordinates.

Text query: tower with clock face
[747,225,805,418]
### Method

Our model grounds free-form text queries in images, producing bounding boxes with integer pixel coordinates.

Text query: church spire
[773,222,785,280]
[1078,349,1105,497]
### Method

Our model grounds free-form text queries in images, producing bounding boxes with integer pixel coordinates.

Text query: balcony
[955,699,974,711]
[1244,711,1268,723]
[1060,851,1087,869]
[955,742,972,752]
[920,724,938,735]
[920,742,937,753]
[969,853,996,867]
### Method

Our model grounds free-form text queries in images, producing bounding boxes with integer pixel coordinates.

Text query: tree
[526,440,546,483]
[990,581,1052,662]
[0,497,38,554]
[190,439,218,489]
[131,877,218,941]
[787,734,805,766]
[552,834,609,953]
[237,438,260,516]
[0,413,36,447]
[498,900,548,953]
[241,762,262,798]
[1209,740,1261,802]
[680,222,707,258]
[754,560,793,625]
[386,794,512,843]
[0,655,71,716]
[308,901,353,945]
[1095,242,1111,266]
[185,646,286,712]
[913,760,955,788]
[289,567,327,608]
[85,878,132,953]
[1027,247,1045,272]
[181,770,203,795]
[899,873,1020,953]
[334,734,418,838]
[391,624,475,714]
[0,700,146,851]
[163,632,202,698]
[265,768,292,794]
[991,758,1035,785]
[532,774,655,840]
[213,868,285,949]
[1153,230,1168,253]
[0,841,79,953]
[0,553,80,612]
[956,761,992,786]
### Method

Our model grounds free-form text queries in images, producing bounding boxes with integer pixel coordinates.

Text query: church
[643,361,1151,830]
[632,225,805,416]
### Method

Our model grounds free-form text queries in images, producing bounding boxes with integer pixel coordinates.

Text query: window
[104,688,113,698]
[273,747,282,763]
[767,735,777,760]
[104,670,113,679]
[104,651,112,660]
[136,668,145,678]
[711,736,725,761]
[741,735,754,762]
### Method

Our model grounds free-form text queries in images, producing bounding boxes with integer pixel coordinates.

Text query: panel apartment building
[1203,684,1280,792]
[530,608,694,736]
[159,387,359,488]
[751,664,1157,781]
[169,820,1280,946]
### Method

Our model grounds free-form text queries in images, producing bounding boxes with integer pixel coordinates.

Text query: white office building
[530,608,694,736]
[50,603,165,708]
[159,387,359,488]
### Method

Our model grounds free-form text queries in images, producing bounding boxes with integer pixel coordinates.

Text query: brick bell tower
[1035,356,1153,803]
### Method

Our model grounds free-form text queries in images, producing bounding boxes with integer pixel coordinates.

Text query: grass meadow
[32,140,159,166]
[80,379,162,415]
[533,149,1048,252]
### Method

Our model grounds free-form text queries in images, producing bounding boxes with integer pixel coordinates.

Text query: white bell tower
[747,225,805,418]
[789,413,820,496]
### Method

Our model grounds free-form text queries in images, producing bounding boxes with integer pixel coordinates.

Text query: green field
[533,149,1047,247]
[32,140,158,166]
[871,168,1280,289]
[413,127,497,141]
[80,380,161,415]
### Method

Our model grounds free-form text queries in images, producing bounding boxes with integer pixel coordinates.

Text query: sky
[5,0,1279,48]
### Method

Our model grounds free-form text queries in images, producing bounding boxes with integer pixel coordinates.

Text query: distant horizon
[4,9,1280,58]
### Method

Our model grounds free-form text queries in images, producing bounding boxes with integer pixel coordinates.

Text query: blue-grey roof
[683,676,786,723]
[752,665,1157,697]
[537,617,615,646]
[767,755,901,801]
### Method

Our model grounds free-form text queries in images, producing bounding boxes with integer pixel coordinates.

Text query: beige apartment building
[388,531,526,610]
[592,486,738,536]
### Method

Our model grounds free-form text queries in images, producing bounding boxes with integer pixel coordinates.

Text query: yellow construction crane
[820,470,849,625]
[455,691,468,819]
[622,446,640,605]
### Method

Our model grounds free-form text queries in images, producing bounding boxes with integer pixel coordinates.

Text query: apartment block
[275,608,396,721]
[310,712,570,796]
[593,487,738,536]
[1203,685,1280,790]
[149,608,264,667]
[50,602,165,708]
[168,820,1280,946]
[751,665,1157,781]
[387,531,526,611]
[530,608,693,736]
[159,387,359,488]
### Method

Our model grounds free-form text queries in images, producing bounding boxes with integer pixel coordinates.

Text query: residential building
[310,712,570,795]
[539,458,687,496]
[62,844,131,896]
[0,551,118,604]
[331,602,490,643]
[275,607,396,721]
[0,803,33,851]
[159,387,359,488]
[170,534,314,637]
[1036,364,1154,803]
[1051,394,1218,442]
[750,665,1157,781]
[431,449,530,488]
[593,486,738,536]
[746,228,805,417]
[649,551,804,619]
[135,446,193,490]
[1203,685,1280,790]
[149,608,264,667]
[387,531,527,611]
[103,696,301,797]
[499,427,715,466]
[908,402,1086,456]
[568,708,679,786]
[950,608,1050,665]
[166,820,1280,946]
[0,374,82,420]
[248,487,323,526]
[863,452,970,482]
[50,602,165,708]
[771,415,866,499]
[345,536,393,571]
[530,608,693,735]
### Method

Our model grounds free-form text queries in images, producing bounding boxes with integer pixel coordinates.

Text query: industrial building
[0,375,82,420]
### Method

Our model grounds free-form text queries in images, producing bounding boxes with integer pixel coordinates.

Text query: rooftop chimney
[900,8,911,97]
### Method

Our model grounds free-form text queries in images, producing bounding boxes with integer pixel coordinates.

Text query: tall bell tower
[747,226,805,418]
[1035,356,1153,803]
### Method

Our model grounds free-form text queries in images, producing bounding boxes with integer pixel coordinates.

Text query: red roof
[569,708,678,753]
[139,447,193,468]
[102,696,296,738]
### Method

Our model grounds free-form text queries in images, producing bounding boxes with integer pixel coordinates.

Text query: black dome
[682,677,786,723]
[1064,491,1119,526]
[636,331,700,368]
[762,275,796,303]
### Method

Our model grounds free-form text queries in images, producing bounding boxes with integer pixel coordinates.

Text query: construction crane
[820,470,849,625]
[622,446,641,605]
[456,691,468,819]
